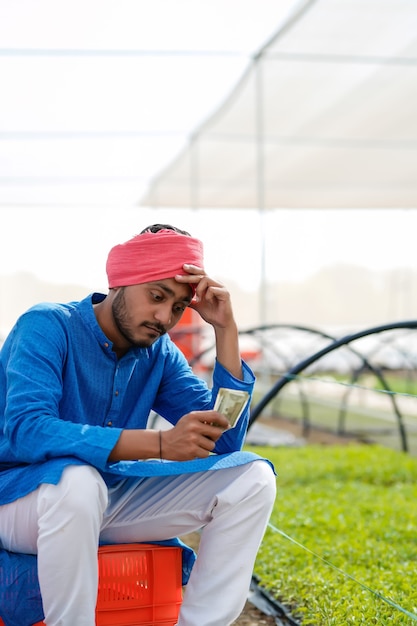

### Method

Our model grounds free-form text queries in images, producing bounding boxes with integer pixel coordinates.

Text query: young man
[0,224,276,626]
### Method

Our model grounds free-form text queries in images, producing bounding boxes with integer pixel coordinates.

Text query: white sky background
[1,206,416,294]
[0,0,416,294]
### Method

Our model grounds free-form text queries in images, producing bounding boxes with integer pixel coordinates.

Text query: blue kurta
[0,293,269,625]
[0,293,261,504]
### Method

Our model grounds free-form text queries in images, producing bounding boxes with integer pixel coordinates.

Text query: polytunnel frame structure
[248,320,417,452]
[141,0,417,211]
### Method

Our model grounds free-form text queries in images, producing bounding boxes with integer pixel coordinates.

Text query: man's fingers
[198,411,230,431]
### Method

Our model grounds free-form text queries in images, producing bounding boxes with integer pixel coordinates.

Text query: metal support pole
[255,57,267,327]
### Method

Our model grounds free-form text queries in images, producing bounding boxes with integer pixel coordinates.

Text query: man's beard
[112,288,166,348]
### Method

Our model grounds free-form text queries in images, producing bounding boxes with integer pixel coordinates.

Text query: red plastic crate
[0,543,183,626]
[96,543,183,625]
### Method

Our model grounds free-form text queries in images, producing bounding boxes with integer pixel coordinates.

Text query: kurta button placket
[104,362,126,427]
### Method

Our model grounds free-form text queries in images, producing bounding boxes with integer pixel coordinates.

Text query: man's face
[111,278,193,349]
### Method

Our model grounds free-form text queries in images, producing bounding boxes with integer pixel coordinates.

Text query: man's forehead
[146,279,193,302]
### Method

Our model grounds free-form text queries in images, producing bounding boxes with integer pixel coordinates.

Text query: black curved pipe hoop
[249,320,417,452]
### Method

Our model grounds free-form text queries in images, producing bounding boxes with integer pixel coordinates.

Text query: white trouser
[0,461,276,626]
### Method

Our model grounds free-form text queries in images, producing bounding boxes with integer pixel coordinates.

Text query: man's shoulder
[24,299,80,318]
[15,298,90,334]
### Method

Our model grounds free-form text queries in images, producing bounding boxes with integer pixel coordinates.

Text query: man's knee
[217,461,276,511]
[246,460,276,504]
[38,465,108,519]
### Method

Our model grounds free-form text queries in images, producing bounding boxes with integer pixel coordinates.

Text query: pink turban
[106,229,204,290]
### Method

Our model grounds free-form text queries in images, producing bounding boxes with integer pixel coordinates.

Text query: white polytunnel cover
[140,0,417,210]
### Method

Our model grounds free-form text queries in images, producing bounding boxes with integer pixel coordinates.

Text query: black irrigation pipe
[249,575,301,626]
[249,321,417,452]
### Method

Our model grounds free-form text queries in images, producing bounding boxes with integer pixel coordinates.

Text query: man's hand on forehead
[175,264,205,296]
[176,264,205,278]
[175,264,228,308]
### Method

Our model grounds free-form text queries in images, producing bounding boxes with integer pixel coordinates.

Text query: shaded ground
[232,601,278,626]
[232,599,278,625]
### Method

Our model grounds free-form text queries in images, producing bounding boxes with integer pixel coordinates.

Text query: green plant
[247,444,417,625]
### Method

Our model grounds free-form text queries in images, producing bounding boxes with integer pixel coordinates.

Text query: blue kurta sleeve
[152,342,256,454]
[211,359,255,453]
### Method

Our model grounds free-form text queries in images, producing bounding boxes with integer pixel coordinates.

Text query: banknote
[213,388,250,427]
